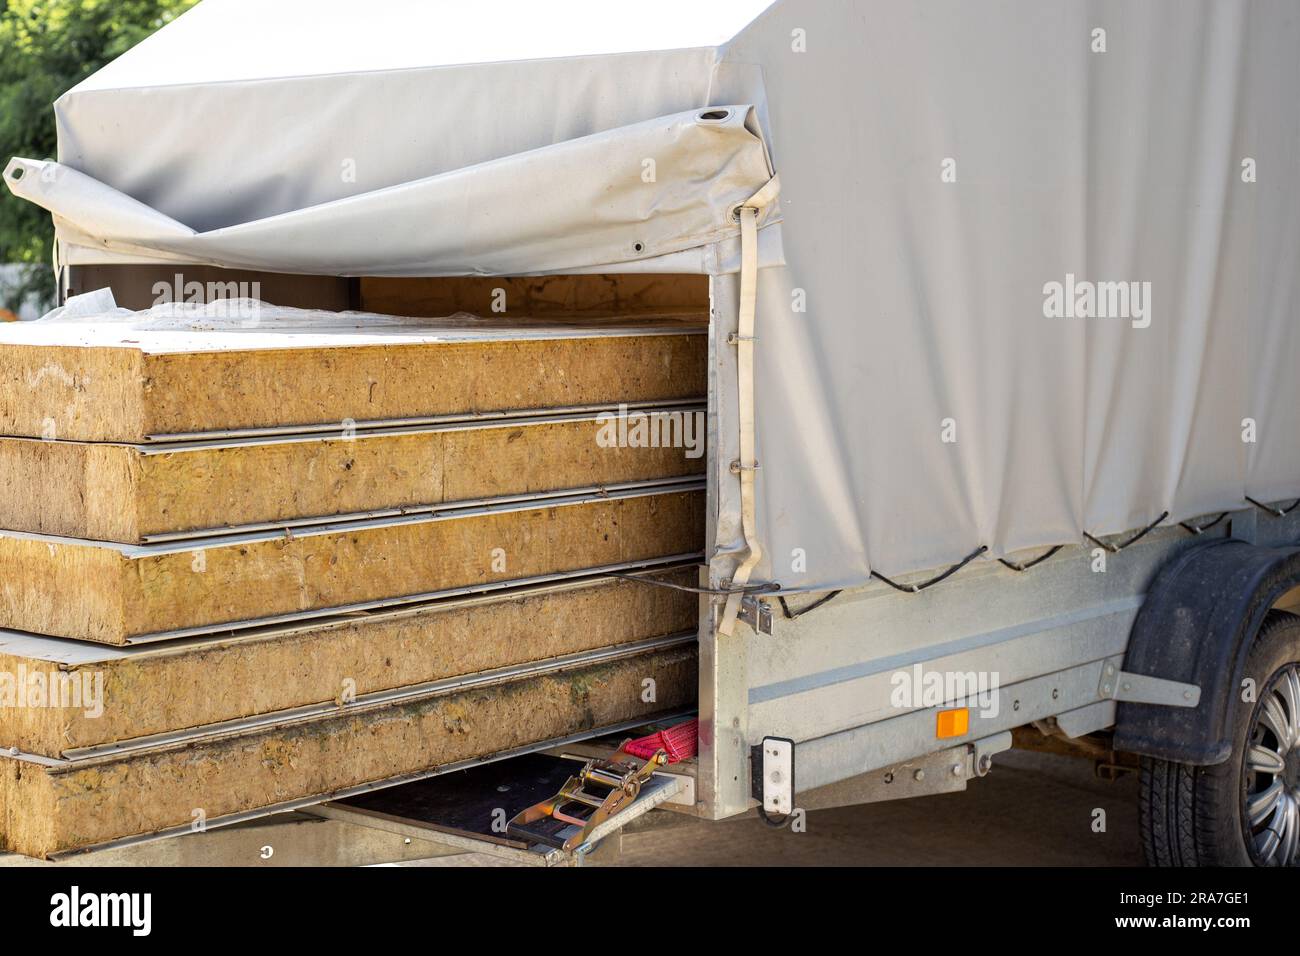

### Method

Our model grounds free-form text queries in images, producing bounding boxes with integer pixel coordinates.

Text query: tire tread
[1138,611,1300,867]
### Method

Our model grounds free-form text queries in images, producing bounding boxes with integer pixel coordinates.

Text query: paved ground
[614,750,1141,866]
[413,748,1143,867]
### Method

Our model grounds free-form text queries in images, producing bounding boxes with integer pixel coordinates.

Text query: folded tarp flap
[4,106,775,277]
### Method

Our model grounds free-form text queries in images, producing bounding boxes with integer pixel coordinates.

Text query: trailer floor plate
[334,754,576,848]
[318,747,689,863]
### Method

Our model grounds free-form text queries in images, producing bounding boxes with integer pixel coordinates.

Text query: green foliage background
[0,0,197,312]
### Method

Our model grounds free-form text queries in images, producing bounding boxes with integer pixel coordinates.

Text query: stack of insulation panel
[0,312,705,858]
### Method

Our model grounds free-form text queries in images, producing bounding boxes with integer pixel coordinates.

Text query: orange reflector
[936,707,970,739]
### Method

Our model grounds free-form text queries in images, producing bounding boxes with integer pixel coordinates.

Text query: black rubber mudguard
[1113,538,1300,765]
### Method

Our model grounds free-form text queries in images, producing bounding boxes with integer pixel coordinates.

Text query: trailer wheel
[1139,611,1300,867]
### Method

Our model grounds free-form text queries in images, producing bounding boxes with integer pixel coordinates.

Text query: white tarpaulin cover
[5,107,774,275]
[6,0,1300,596]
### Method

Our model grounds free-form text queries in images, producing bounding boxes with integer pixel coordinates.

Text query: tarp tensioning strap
[719,174,781,637]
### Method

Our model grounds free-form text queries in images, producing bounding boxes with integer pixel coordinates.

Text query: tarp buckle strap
[719,174,780,637]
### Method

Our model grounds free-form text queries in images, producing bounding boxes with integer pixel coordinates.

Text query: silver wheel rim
[1244,663,1300,866]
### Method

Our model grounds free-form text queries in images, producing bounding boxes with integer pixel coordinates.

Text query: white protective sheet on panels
[6,0,1300,595]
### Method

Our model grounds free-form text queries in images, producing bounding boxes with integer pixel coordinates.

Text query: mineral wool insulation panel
[0,318,706,442]
[0,410,705,542]
[0,486,704,644]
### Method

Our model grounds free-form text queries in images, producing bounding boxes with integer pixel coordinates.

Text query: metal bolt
[951,763,964,777]
[913,769,925,782]
[1183,690,1193,700]
[1122,682,1132,692]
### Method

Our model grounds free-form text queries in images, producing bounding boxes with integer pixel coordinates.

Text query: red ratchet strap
[624,718,698,763]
